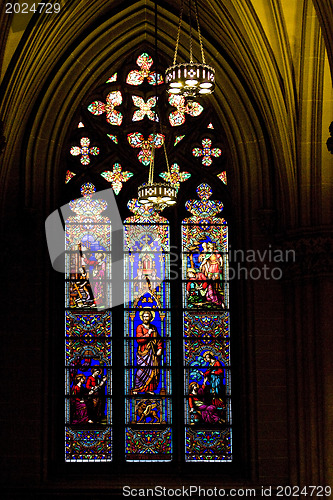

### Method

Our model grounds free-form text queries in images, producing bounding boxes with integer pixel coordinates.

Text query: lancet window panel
[123,202,172,461]
[182,183,232,462]
[65,185,112,462]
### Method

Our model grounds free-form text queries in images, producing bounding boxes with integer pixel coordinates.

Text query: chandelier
[165,0,215,99]
[137,143,177,210]
[137,0,177,211]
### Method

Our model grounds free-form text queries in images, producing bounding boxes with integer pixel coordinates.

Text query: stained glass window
[124,200,172,461]
[63,50,230,466]
[65,184,112,461]
[182,184,232,462]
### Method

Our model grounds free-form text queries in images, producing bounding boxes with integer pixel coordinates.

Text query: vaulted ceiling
[0,0,332,232]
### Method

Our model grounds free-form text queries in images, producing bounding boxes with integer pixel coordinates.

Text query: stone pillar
[281,230,333,485]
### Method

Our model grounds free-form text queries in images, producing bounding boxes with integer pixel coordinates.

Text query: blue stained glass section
[123,210,172,461]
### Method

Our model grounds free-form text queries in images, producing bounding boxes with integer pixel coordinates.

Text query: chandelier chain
[194,0,205,64]
[173,0,184,65]
[189,0,193,63]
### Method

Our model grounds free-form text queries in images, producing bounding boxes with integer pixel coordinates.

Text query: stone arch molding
[0,0,302,228]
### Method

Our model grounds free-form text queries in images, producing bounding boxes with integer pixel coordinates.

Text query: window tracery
[64,49,230,463]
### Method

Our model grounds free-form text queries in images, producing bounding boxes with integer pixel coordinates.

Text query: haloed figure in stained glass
[133,310,163,395]
[86,367,107,424]
[202,351,225,408]
[71,374,91,425]
[199,242,224,291]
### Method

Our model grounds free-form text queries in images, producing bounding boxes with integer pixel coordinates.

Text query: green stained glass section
[107,134,118,144]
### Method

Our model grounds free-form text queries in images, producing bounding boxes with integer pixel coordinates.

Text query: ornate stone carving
[280,231,333,279]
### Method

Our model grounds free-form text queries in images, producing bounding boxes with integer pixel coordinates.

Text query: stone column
[281,230,333,485]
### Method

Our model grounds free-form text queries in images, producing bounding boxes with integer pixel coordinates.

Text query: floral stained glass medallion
[88,91,123,126]
[127,133,164,166]
[132,96,158,122]
[159,163,191,192]
[192,138,222,166]
[168,95,203,127]
[126,53,163,86]
[70,138,100,166]
[101,163,133,195]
